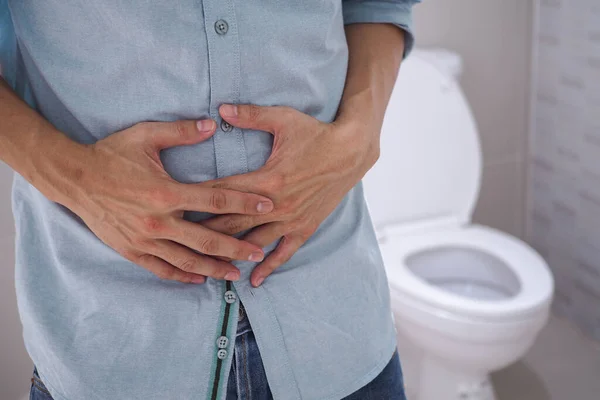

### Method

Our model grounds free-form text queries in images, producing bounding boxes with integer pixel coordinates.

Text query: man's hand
[200,104,380,287]
[67,119,274,284]
[200,23,405,287]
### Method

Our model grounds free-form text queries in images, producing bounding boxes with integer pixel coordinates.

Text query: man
[0,1,420,399]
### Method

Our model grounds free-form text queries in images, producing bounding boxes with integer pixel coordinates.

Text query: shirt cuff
[342,0,417,59]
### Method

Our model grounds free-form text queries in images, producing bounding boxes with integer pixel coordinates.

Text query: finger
[200,214,269,235]
[135,253,207,284]
[199,170,265,193]
[148,119,217,150]
[242,222,288,249]
[214,255,233,263]
[250,234,305,287]
[164,219,265,262]
[219,104,292,134]
[177,185,274,215]
[209,221,284,263]
[150,239,241,281]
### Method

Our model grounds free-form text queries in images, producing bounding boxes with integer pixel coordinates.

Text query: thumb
[219,104,287,134]
[149,119,217,150]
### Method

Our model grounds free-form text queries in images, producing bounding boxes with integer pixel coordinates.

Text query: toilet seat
[379,224,554,322]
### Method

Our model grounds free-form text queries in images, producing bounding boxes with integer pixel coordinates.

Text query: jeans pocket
[30,366,54,400]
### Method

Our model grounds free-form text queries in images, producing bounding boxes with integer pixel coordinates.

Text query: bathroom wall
[527,0,600,342]
[414,0,534,240]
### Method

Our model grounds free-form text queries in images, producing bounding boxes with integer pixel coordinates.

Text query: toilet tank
[362,49,482,235]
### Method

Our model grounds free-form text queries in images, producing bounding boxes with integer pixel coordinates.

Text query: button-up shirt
[0,1,418,399]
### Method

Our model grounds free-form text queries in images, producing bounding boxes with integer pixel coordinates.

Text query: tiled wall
[528,0,600,341]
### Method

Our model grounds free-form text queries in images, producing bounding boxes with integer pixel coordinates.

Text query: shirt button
[220,119,233,132]
[217,349,228,360]
[224,290,237,304]
[216,336,229,349]
[215,19,229,35]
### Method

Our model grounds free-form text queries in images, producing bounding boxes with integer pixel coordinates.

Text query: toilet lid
[380,225,554,321]
[362,52,482,231]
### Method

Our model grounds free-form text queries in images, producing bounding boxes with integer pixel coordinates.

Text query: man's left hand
[200,103,380,287]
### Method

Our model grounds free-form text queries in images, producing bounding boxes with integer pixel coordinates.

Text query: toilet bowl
[362,49,554,400]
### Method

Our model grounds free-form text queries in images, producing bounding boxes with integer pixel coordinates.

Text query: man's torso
[6,1,397,399]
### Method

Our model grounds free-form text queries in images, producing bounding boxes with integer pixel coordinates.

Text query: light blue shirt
[0,1,418,399]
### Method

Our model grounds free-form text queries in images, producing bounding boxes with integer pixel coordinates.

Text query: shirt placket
[209,281,240,400]
[201,1,248,399]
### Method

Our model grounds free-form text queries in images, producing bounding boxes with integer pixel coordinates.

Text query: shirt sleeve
[0,0,17,85]
[342,0,421,59]
[0,1,36,108]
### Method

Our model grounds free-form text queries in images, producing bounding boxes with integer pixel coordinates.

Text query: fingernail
[255,276,265,287]
[257,201,273,213]
[191,276,206,284]
[249,251,264,262]
[220,104,238,118]
[224,271,240,281]
[196,119,215,132]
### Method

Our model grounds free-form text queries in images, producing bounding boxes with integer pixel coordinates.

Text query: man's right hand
[63,119,273,284]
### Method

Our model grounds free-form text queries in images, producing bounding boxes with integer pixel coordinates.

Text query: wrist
[336,86,382,131]
[28,127,93,210]
[333,116,381,174]
[336,91,382,164]
[336,90,384,161]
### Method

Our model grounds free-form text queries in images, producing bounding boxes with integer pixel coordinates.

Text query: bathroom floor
[491,315,600,400]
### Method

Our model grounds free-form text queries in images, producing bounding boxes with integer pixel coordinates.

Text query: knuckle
[224,217,243,234]
[247,105,262,122]
[141,186,179,210]
[174,121,190,139]
[197,237,219,255]
[209,190,228,210]
[151,187,181,209]
[178,258,197,273]
[140,215,164,234]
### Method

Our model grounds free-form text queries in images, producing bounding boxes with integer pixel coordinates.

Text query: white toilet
[362,49,554,400]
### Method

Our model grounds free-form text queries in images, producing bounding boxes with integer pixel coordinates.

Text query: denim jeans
[30,302,407,400]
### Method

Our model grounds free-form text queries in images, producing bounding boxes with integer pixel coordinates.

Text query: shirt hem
[33,369,70,400]
[318,331,398,400]
[31,326,398,400]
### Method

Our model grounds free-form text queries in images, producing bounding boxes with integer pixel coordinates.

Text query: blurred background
[1,1,599,399]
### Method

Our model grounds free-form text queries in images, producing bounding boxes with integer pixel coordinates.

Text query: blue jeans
[31,303,406,400]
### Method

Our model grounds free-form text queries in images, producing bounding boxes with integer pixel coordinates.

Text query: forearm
[0,77,87,206]
[336,23,405,149]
